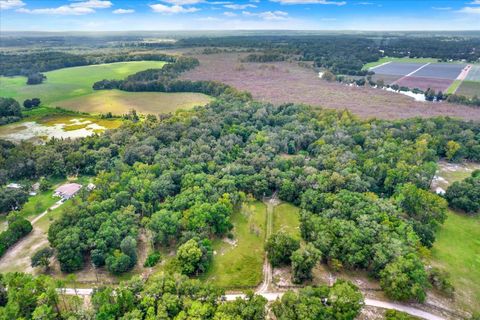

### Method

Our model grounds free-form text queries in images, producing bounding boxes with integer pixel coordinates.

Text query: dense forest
[178,35,480,75]
[1,90,479,302]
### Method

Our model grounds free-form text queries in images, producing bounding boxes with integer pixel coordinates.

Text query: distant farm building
[54,183,82,200]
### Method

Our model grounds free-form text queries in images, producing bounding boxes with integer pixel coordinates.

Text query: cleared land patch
[457,81,480,98]
[181,52,480,120]
[273,203,300,239]
[201,201,266,288]
[55,90,213,115]
[396,76,453,92]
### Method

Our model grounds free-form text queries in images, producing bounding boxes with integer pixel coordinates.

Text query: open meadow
[0,61,212,115]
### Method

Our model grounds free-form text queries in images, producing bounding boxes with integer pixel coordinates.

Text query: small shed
[54,183,82,200]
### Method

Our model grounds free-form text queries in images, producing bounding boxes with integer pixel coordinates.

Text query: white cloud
[224,3,256,9]
[113,8,135,14]
[0,0,25,10]
[17,6,95,15]
[162,0,204,4]
[458,6,480,13]
[224,11,237,16]
[150,3,199,13]
[469,0,480,4]
[70,0,112,8]
[15,0,111,15]
[270,0,346,5]
[243,10,288,20]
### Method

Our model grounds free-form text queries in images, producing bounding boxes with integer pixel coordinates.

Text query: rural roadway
[60,288,446,320]
[59,196,447,320]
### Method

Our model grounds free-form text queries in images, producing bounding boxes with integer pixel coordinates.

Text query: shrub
[143,251,161,268]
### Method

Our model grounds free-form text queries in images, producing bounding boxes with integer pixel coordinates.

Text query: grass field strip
[369,61,392,70]
[392,62,431,85]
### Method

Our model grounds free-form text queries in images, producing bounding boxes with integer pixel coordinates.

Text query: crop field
[56,90,212,115]
[465,65,480,81]
[370,61,473,93]
[457,81,480,98]
[396,76,453,92]
[201,201,266,288]
[181,52,480,120]
[369,62,425,76]
[362,57,439,70]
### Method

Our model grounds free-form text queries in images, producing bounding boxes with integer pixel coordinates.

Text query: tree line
[0,51,176,77]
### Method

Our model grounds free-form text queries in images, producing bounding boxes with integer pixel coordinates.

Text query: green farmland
[0,61,212,115]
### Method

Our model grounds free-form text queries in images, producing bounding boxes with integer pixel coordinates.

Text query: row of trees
[0,271,367,319]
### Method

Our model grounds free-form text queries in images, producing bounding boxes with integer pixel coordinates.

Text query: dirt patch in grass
[181,52,480,121]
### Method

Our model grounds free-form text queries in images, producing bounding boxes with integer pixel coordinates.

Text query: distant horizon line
[1,29,480,33]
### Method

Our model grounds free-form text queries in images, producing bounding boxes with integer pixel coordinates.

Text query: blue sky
[1,0,479,31]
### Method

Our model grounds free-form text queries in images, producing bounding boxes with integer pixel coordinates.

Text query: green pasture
[431,211,480,312]
[201,201,267,288]
[0,61,167,105]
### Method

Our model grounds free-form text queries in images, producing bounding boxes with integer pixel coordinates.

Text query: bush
[380,253,428,302]
[428,267,454,297]
[385,310,420,320]
[0,217,33,257]
[106,251,133,274]
[143,251,161,268]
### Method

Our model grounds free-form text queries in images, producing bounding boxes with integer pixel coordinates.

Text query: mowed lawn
[273,203,301,239]
[430,211,480,312]
[201,201,266,288]
[0,61,212,115]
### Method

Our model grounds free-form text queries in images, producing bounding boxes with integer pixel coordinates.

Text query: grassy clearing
[0,61,167,105]
[362,57,439,70]
[429,160,480,312]
[273,203,301,239]
[446,79,462,94]
[201,201,266,288]
[55,90,213,115]
[430,211,480,312]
